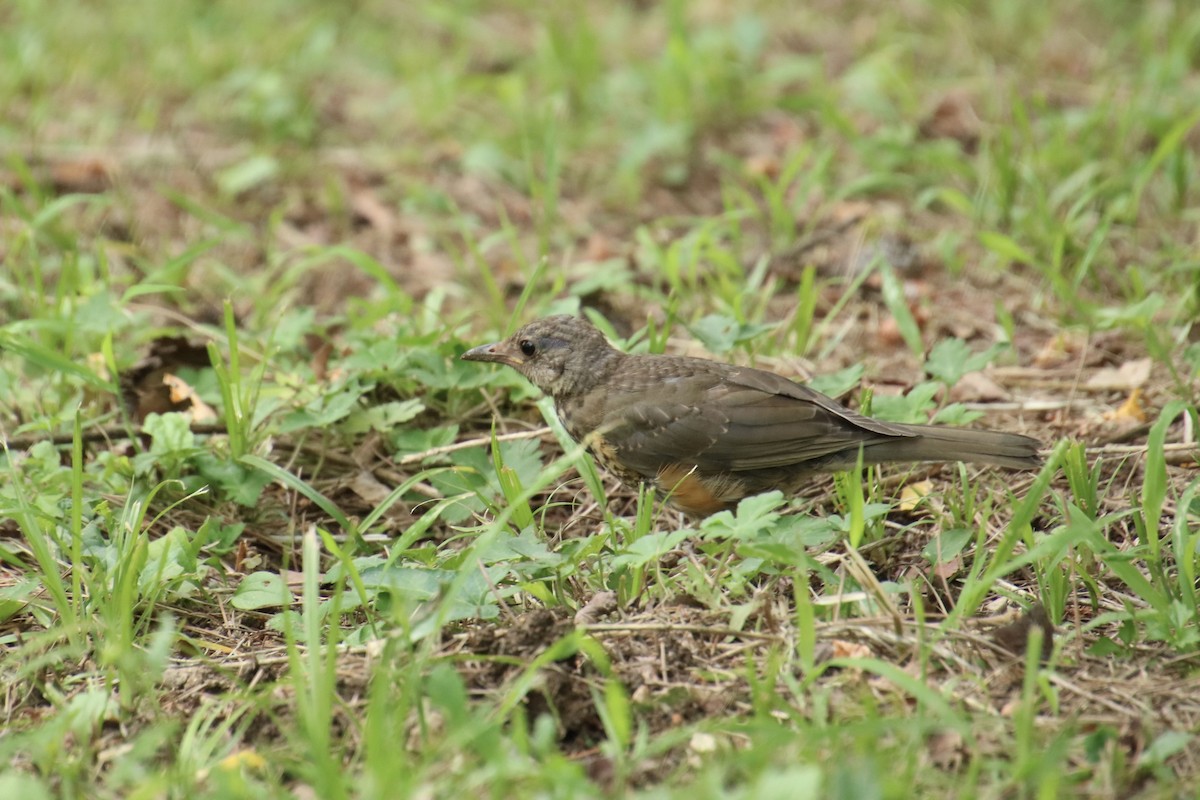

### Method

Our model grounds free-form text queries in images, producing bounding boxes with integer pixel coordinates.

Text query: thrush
[462,315,1041,517]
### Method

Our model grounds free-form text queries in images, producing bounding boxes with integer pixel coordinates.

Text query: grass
[2,0,1200,797]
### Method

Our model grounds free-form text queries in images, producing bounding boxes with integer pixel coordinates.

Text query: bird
[462,314,1041,517]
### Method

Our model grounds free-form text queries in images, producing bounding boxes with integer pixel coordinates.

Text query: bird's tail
[861,424,1042,470]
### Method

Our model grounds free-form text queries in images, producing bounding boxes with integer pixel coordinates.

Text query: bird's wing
[602,362,915,475]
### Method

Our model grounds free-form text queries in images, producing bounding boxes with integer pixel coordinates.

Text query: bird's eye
[519,339,536,357]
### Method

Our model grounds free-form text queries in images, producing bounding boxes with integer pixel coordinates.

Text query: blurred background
[3,2,1199,796]
[5,0,1197,341]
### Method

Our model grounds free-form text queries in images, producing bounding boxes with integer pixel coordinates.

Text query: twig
[1090,421,1154,446]
[1088,441,1197,465]
[393,427,551,465]
[581,622,784,643]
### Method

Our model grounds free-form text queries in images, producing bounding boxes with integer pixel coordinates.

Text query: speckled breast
[556,404,645,487]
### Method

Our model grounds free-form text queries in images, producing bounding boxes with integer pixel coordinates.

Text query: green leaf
[869,382,939,424]
[391,424,458,457]
[0,331,114,391]
[144,412,197,456]
[700,490,788,541]
[279,385,365,433]
[979,230,1036,265]
[495,437,545,488]
[925,338,1007,386]
[601,678,632,748]
[232,571,294,609]
[343,398,425,435]
[1138,731,1193,768]
[806,363,863,400]
[878,263,923,356]
[217,154,279,196]
[922,528,972,564]
[611,529,692,569]
[1092,294,1165,330]
[0,773,52,800]
[1086,637,1125,658]
[196,517,245,552]
[688,314,775,354]
[195,455,273,506]
[473,529,563,569]
[931,404,983,425]
[0,580,39,624]
[738,515,841,563]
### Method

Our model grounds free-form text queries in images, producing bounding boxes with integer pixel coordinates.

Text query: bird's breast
[556,393,646,486]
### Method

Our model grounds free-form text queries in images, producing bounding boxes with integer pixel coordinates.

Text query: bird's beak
[461,339,522,367]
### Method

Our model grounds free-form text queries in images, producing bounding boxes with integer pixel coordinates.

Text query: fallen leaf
[574,591,618,625]
[49,157,115,193]
[990,603,1054,663]
[1033,332,1080,368]
[828,200,871,226]
[119,336,213,423]
[877,316,905,348]
[744,154,780,179]
[282,569,307,592]
[831,640,872,660]
[1087,358,1152,390]
[919,92,982,151]
[218,750,266,771]
[584,233,617,261]
[1103,388,1148,424]
[305,333,335,381]
[350,184,396,236]
[926,729,966,770]
[949,371,1011,403]
[349,470,393,507]
[162,374,217,423]
[932,555,963,580]
[899,480,933,512]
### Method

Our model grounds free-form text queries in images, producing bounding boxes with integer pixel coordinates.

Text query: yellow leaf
[1105,388,1148,424]
[899,480,934,512]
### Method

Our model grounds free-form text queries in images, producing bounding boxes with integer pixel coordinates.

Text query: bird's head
[461,314,617,398]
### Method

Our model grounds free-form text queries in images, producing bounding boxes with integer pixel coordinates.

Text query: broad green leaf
[232,571,294,609]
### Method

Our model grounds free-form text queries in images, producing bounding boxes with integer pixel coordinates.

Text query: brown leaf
[350,184,396,236]
[877,316,906,348]
[1087,358,1153,390]
[574,591,618,626]
[349,470,393,507]
[932,555,963,581]
[50,157,115,193]
[1033,332,1080,368]
[949,371,1011,403]
[831,639,872,660]
[162,374,217,423]
[584,233,618,262]
[926,729,966,770]
[743,154,780,179]
[829,200,871,226]
[305,333,336,382]
[919,92,982,151]
[282,569,307,592]
[990,603,1054,663]
[119,336,214,423]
